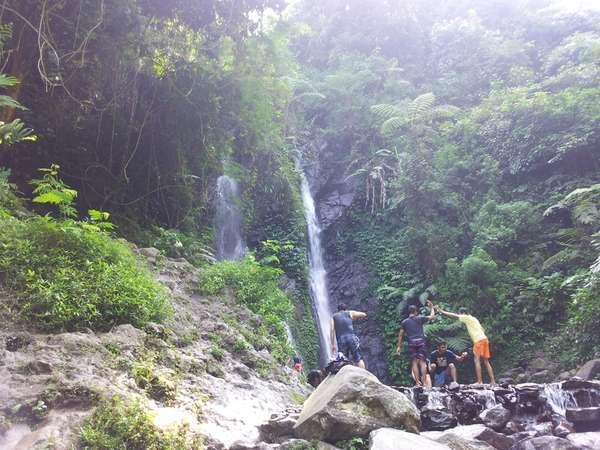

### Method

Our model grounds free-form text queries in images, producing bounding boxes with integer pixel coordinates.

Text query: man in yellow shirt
[438,307,496,385]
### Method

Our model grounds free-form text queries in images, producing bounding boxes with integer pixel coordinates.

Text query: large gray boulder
[478,405,511,431]
[575,359,600,380]
[293,366,420,442]
[369,428,449,450]
[512,436,579,450]
[566,432,600,449]
[435,434,495,450]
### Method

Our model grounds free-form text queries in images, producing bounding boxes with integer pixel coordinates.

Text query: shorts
[407,338,427,362]
[337,334,362,364]
[473,339,491,359]
[433,370,450,387]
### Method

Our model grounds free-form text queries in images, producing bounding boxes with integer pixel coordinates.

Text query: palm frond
[0,95,26,110]
[0,74,19,88]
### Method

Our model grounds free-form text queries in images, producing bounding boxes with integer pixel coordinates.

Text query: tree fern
[370,103,401,121]
[381,116,408,136]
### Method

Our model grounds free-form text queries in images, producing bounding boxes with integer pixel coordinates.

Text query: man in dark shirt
[429,341,468,387]
[330,303,367,369]
[396,301,435,387]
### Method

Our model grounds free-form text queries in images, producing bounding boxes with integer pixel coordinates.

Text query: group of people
[328,301,496,387]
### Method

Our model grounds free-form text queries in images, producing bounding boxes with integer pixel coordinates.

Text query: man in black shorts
[330,303,367,369]
[396,301,435,387]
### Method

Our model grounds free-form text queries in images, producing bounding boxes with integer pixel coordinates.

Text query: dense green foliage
[197,255,294,362]
[288,0,600,381]
[0,0,598,383]
[80,396,201,450]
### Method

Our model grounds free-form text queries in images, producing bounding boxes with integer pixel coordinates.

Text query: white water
[479,389,498,409]
[426,390,447,410]
[543,383,576,416]
[215,175,245,261]
[299,169,333,364]
[284,322,300,357]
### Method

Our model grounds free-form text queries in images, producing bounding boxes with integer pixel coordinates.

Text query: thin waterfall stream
[298,167,333,365]
[215,175,246,261]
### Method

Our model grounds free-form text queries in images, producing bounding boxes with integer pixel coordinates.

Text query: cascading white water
[543,383,576,416]
[299,169,333,364]
[425,390,447,410]
[479,389,498,409]
[215,175,245,261]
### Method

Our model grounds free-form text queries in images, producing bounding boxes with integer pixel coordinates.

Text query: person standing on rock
[330,303,367,369]
[438,307,496,385]
[396,301,435,387]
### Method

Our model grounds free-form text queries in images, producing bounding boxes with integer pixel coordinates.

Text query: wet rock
[559,370,576,380]
[479,405,511,431]
[511,435,579,450]
[553,420,575,438]
[532,421,554,436]
[566,432,600,449]
[368,428,449,450]
[497,378,514,386]
[436,433,494,449]
[422,409,458,431]
[562,378,599,390]
[565,407,600,431]
[5,333,32,352]
[575,359,600,381]
[145,322,168,339]
[448,382,460,392]
[502,420,522,435]
[293,366,420,442]
[260,415,297,442]
[230,441,279,450]
[475,427,514,450]
[512,431,538,442]
[21,360,53,375]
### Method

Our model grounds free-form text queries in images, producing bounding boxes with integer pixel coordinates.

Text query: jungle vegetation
[0,0,598,380]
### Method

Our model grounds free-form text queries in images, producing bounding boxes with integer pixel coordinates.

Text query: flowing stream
[299,168,333,364]
[543,382,576,416]
[215,175,245,261]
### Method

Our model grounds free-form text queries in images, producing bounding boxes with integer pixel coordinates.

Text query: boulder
[435,433,494,450]
[479,405,511,431]
[530,370,550,383]
[422,409,458,431]
[562,378,599,390]
[565,407,600,431]
[532,421,554,436]
[566,432,600,449]
[369,428,449,450]
[511,436,579,450]
[553,420,575,438]
[575,360,600,380]
[293,366,420,442]
[260,416,297,442]
[474,427,514,450]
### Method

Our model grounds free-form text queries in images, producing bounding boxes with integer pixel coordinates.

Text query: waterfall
[298,168,333,364]
[543,383,576,416]
[215,175,245,261]
[425,390,447,410]
[479,389,498,409]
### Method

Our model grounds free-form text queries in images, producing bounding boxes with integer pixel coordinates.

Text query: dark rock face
[324,253,388,382]
[475,427,514,450]
[422,408,458,431]
[565,407,600,431]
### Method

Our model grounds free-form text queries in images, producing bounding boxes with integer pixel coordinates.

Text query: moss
[131,362,178,404]
[80,396,203,450]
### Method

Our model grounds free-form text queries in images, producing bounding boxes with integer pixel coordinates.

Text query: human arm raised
[350,310,367,320]
[425,300,435,321]
[437,307,460,319]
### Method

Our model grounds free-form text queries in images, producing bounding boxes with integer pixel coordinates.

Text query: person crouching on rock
[396,301,435,387]
[429,341,468,387]
[437,307,496,385]
[330,303,367,369]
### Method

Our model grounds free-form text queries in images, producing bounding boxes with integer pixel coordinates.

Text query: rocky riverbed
[251,366,600,450]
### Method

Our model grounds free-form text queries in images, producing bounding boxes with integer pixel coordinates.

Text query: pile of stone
[245,364,600,450]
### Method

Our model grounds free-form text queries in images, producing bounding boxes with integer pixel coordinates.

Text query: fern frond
[371,103,401,121]
[0,95,26,110]
[573,201,599,225]
[381,116,407,136]
[0,119,37,145]
[0,74,19,88]
[407,92,435,121]
[0,24,12,51]
[434,104,461,120]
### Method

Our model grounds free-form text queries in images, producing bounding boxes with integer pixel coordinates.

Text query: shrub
[0,216,170,331]
[197,254,292,363]
[80,396,202,450]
